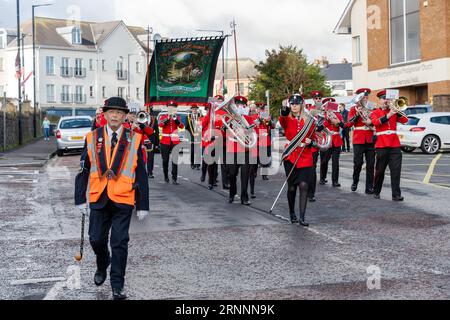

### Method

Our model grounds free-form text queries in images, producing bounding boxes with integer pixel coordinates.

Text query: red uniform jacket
[201,108,226,150]
[370,108,408,149]
[159,115,184,146]
[324,112,344,148]
[255,118,275,148]
[346,106,374,145]
[279,115,314,169]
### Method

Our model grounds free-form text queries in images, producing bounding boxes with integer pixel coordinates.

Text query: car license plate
[71,136,84,141]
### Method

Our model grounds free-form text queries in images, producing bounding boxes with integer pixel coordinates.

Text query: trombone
[390,96,408,118]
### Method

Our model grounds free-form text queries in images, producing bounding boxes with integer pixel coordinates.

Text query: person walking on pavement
[339,103,351,153]
[75,97,149,300]
[42,117,51,141]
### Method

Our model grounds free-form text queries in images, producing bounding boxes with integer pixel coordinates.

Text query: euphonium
[216,96,258,149]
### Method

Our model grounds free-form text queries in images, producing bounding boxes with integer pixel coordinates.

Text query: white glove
[137,210,149,221]
[77,204,89,218]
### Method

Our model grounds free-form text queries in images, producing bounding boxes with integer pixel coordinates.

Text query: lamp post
[32,3,52,138]
[16,0,23,145]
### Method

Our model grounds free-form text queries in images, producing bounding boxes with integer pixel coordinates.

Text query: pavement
[0,137,57,168]
[0,143,449,300]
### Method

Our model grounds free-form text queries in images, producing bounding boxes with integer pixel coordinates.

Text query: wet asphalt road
[0,147,449,300]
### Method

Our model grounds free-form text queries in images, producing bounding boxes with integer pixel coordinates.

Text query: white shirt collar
[106,125,123,139]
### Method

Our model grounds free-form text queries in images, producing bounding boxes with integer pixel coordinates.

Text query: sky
[0,0,352,64]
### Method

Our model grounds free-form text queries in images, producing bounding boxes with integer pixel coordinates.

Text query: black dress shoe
[172,180,180,186]
[112,288,128,300]
[148,174,155,179]
[208,185,214,190]
[251,194,256,199]
[94,270,107,286]
[228,197,235,204]
[299,219,310,227]
[213,183,219,187]
[351,183,358,192]
[262,176,269,181]
[309,197,316,203]
[319,180,326,185]
[333,183,341,188]
[191,165,195,170]
[165,178,170,184]
[241,200,251,206]
[290,213,299,224]
[374,194,381,199]
[365,189,375,195]
[223,184,230,190]
[392,196,404,202]
[200,175,206,183]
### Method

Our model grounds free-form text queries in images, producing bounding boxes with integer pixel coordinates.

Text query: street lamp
[32,3,52,138]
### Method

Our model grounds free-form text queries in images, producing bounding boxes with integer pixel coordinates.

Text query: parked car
[397,112,450,154]
[404,105,433,116]
[55,116,93,156]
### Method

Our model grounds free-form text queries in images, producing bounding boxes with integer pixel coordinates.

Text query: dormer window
[72,27,81,44]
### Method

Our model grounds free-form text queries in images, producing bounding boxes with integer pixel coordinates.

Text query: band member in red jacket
[225,96,256,206]
[320,98,344,188]
[159,101,185,185]
[122,110,154,166]
[248,104,261,199]
[307,91,323,202]
[346,88,376,194]
[370,90,408,201]
[279,94,315,227]
[255,103,275,181]
[91,107,108,130]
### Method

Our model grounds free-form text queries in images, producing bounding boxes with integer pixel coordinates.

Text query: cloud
[114,0,352,63]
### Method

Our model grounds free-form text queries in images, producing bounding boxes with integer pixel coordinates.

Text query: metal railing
[74,67,86,78]
[60,67,73,77]
[116,69,128,80]
[61,93,72,103]
[73,94,87,104]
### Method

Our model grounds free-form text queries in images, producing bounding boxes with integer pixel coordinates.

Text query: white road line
[307,227,346,245]
[0,170,39,175]
[10,277,66,286]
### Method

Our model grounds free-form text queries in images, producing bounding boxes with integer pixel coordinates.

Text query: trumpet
[216,96,258,149]
[136,111,150,124]
[390,96,408,118]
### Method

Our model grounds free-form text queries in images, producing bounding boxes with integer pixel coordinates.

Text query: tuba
[351,92,375,124]
[305,108,332,152]
[216,96,258,149]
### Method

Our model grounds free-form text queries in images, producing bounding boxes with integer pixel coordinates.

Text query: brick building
[334,0,450,111]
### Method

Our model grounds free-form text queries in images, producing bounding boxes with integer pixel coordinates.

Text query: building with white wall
[0,17,151,113]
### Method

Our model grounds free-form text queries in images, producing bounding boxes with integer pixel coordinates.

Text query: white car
[55,116,92,156]
[398,112,450,154]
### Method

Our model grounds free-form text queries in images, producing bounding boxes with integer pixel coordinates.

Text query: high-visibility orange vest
[86,127,142,206]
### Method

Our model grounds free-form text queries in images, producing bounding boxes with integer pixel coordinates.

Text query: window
[431,117,450,125]
[406,117,420,126]
[102,86,106,98]
[75,86,84,103]
[136,88,140,100]
[62,85,70,103]
[61,57,70,77]
[118,87,124,98]
[72,27,82,44]
[46,56,55,75]
[74,58,84,77]
[60,119,92,129]
[102,60,106,71]
[46,85,55,103]
[352,36,361,64]
[90,86,94,98]
[390,0,420,64]
[89,59,94,71]
[136,61,141,73]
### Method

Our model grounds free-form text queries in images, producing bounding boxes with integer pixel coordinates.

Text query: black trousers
[342,129,351,152]
[147,150,155,175]
[353,143,375,191]
[190,141,201,167]
[374,147,402,197]
[227,152,252,202]
[320,147,341,184]
[307,151,319,198]
[160,143,178,180]
[249,163,258,195]
[89,201,132,289]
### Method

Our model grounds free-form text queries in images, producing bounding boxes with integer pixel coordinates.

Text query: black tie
[111,132,118,157]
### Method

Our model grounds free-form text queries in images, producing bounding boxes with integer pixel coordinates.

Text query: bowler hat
[103,97,129,114]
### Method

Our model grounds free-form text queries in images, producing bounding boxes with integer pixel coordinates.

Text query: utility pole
[231,20,240,96]
[32,3,52,138]
[16,0,23,145]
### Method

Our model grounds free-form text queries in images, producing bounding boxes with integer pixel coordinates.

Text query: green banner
[145,37,225,106]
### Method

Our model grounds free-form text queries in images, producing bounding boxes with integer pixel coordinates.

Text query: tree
[249,46,331,116]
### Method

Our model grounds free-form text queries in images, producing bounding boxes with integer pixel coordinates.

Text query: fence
[0,98,45,151]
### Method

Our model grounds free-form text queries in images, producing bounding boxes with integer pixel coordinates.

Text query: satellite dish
[153,33,162,41]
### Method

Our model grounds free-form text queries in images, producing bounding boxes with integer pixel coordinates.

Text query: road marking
[423,154,442,184]
[10,277,66,286]
[43,265,81,300]
[0,170,39,175]
[0,179,38,184]
[307,227,346,245]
